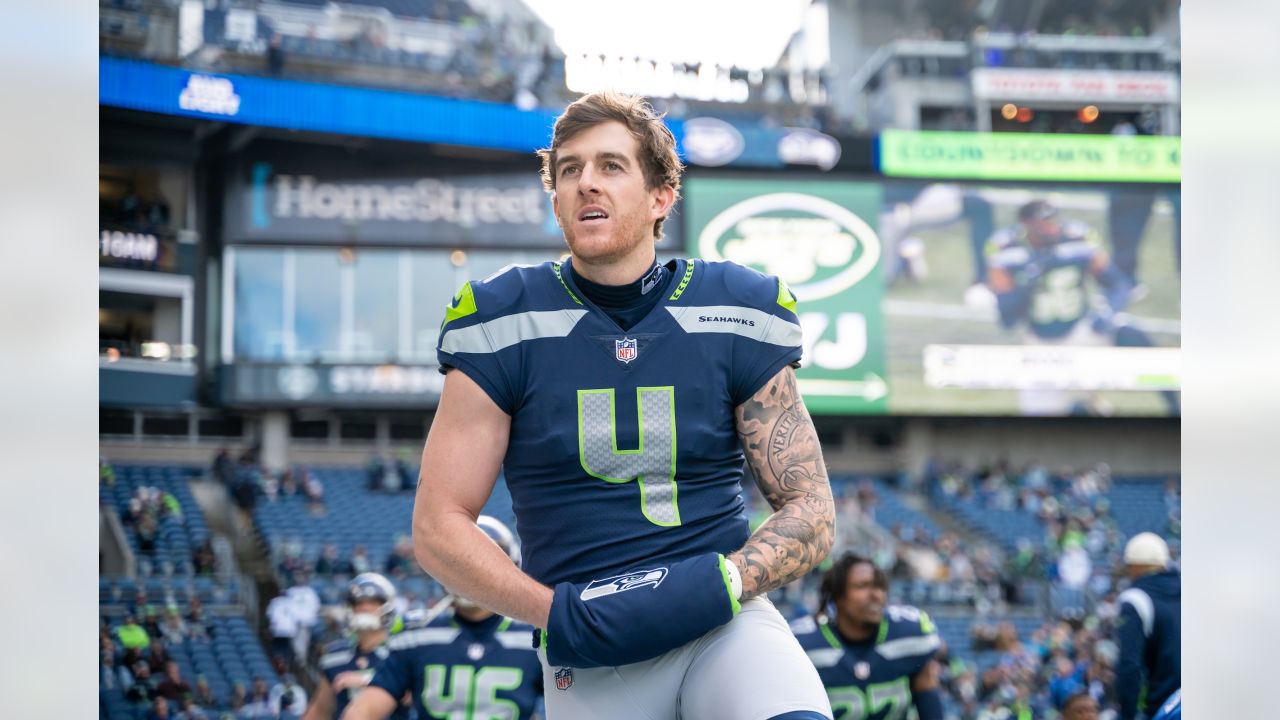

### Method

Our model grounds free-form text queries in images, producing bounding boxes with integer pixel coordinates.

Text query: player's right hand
[541,552,739,668]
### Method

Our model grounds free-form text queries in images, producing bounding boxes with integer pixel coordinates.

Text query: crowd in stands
[104,453,1175,719]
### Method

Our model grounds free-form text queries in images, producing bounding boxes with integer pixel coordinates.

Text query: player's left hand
[542,552,739,669]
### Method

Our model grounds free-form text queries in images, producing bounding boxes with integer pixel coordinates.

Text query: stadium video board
[684,177,1180,417]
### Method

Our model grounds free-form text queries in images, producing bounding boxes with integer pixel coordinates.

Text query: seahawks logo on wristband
[580,568,668,601]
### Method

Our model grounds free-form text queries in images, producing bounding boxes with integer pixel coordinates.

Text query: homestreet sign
[226,159,566,248]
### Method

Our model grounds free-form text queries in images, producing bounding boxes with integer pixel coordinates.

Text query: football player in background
[414,91,835,719]
[791,553,944,720]
[302,573,408,720]
[986,199,1177,415]
[343,516,543,720]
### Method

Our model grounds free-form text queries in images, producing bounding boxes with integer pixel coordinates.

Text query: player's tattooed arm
[728,365,835,602]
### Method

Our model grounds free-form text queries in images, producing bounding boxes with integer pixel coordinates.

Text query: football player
[414,91,835,719]
[303,573,407,720]
[986,199,1179,415]
[342,516,543,720]
[791,553,944,720]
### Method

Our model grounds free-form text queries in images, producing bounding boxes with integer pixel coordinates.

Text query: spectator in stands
[146,695,173,720]
[157,660,193,701]
[174,696,208,720]
[314,543,351,576]
[1062,689,1101,720]
[241,677,274,718]
[302,468,325,515]
[227,682,248,715]
[186,598,210,642]
[349,544,372,575]
[138,514,160,554]
[101,648,133,690]
[268,673,308,718]
[127,660,160,703]
[101,456,116,486]
[117,613,151,650]
[383,535,415,578]
[159,605,189,645]
[267,590,301,665]
[193,538,218,576]
[1115,533,1180,720]
[143,606,165,642]
[192,676,217,709]
[395,451,415,491]
[211,447,234,487]
[285,571,320,661]
[147,637,172,674]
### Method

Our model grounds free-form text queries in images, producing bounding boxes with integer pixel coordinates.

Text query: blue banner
[100,57,645,152]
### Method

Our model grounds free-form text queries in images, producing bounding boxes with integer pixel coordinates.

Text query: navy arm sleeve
[367,647,412,702]
[1115,600,1148,720]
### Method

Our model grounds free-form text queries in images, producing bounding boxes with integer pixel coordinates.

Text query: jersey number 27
[577,386,681,528]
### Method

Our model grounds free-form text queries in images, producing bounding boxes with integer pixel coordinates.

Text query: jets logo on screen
[579,568,668,601]
[696,192,881,302]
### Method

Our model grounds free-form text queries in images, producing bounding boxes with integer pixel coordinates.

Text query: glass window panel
[410,251,455,362]
[233,248,285,360]
[351,250,399,362]
[293,249,343,362]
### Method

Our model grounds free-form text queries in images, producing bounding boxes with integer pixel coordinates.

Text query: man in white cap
[1115,532,1181,720]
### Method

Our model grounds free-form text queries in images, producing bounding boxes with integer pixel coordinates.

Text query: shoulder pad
[439,262,589,356]
[884,605,937,638]
[985,227,1020,254]
[494,619,537,651]
[386,624,461,651]
[700,261,799,319]
[877,605,941,662]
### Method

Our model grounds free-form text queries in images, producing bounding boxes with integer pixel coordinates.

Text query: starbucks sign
[687,179,888,414]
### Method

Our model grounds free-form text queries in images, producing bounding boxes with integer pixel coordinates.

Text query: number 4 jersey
[436,258,802,586]
[790,606,942,720]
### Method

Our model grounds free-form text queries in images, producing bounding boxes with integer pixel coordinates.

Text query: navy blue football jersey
[791,605,942,720]
[986,222,1104,339]
[318,638,409,720]
[370,612,543,720]
[436,258,803,585]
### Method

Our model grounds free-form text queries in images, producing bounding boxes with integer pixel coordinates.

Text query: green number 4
[577,387,681,527]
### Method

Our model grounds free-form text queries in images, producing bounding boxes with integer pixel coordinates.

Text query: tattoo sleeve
[727,365,835,601]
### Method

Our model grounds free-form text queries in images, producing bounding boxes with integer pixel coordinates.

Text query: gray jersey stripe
[387,627,460,650]
[876,633,941,661]
[805,648,844,668]
[319,650,354,669]
[441,309,588,355]
[666,306,802,347]
[495,631,534,650]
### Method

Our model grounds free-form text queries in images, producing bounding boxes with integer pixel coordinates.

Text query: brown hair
[538,92,683,241]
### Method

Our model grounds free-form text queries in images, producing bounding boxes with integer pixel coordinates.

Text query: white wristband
[723,557,743,601]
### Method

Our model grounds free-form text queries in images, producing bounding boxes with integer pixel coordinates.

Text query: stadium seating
[252,466,512,567]
[100,464,209,576]
[100,609,278,720]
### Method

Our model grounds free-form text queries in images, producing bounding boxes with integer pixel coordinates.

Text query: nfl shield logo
[615,337,638,364]
[555,667,574,691]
